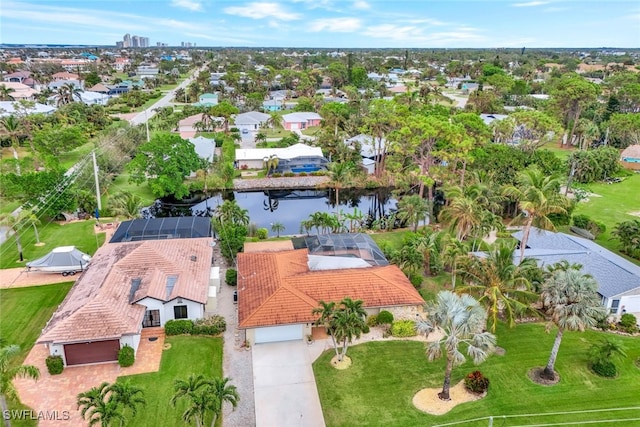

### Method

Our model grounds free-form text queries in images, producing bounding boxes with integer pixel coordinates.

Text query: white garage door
[254,325,303,344]
[622,295,640,312]
[290,123,299,130]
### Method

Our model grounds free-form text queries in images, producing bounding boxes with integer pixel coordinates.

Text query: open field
[314,323,640,427]
[0,220,105,269]
[117,336,224,427]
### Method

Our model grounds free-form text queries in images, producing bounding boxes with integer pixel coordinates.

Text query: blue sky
[1,0,639,48]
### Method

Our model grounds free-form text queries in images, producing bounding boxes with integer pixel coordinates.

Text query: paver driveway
[252,341,325,427]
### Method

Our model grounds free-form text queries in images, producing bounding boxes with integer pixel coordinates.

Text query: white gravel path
[215,247,256,427]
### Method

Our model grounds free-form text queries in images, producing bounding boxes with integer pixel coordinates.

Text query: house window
[610,299,620,314]
[174,305,188,319]
[142,309,161,328]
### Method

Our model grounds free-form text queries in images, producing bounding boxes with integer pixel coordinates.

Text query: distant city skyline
[1,0,639,48]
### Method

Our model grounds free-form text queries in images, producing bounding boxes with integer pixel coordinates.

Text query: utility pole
[92,150,102,210]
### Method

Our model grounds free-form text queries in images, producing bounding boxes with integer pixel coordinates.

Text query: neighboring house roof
[281,112,322,123]
[78,91,109,104]
[237,248,424,328]
[88,83,111,93]
[511,228,640,298]
[0,82,38,99]
[52,71,79,80]
[235,111,270,125]
[235,143,324,161]
[3,71,31,81]
[480,113,508,126]
[345,134,387,158]
[199,93,218,99]
[48,79,83,90]
[110,217,212,243]
[621,145,640,160]
[38,238,213,344]
[189,136,216,162]
[0,101,56,117]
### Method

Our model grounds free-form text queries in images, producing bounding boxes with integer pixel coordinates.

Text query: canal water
[143,188,401,236]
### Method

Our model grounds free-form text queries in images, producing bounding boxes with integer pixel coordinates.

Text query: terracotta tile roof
[621,145,640,160]
[38,238,212,344]
[52,71,79,80]
[244,240,294,253]
[237,249,424,328]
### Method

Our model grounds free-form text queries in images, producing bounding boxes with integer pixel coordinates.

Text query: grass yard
[117,336,224,427]
[370,230,413,249]
[572,174,640,263]
[0,283,73,427]
[0,220,105,269]
[264,129,293,138]
[58,141,95,170]
[314,323,640,427]
[105,173,157,206]
[541,140,575,160]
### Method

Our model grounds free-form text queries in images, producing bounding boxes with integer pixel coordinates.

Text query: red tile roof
[38,238,213,344]
[237,249,424,328]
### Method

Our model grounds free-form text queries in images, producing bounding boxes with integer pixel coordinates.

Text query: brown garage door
[64,340,120,365]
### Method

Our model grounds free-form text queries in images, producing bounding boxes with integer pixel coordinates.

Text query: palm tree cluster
[1,344,40,419]
[171,375,239,427]
[313,298,368,362]
[77,381,145,427]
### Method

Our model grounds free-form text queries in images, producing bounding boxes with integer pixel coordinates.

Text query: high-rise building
[132,36,140,48]
[123,33,131,48]
[140,37,150,48]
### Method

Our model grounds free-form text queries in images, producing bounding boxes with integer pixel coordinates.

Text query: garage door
[254,325,303,344]
[64,340,120,365]
[623,295,640,312]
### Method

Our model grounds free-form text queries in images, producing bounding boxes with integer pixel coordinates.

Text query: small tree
[270,222,285,238]
[1,344,40,419]
[417,291,496,401]
[313,297,367,363]
[589,338,627,377]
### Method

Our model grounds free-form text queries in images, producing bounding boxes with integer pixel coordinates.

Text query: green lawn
[105,173,157,206]
[0,220,105,269]
[58,141,95,170]
[0,283,74,427]
[541,140,575,160]
[117,336,223,427]
[572,174,640,263]
[301,126,321,136]
[264,129,293,138]
[370,230,413,249]
[314,323,640,427]
[0,198,21,215]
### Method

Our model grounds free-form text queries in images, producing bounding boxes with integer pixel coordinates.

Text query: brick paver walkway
[14,328,165,427]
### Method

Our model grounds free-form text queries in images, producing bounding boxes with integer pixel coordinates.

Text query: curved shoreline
[233,176,330,191]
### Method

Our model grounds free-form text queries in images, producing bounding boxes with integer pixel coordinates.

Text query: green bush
[366,315,378,327]
[572,214,606,238]
[271,173,282,178]
[226,269,237,286]
[619,313,638,334]
[118,345,135,367]
[390,320,417,337]
[284,172,295,177]
[592,360,617,377]
[298,172,308,177]
[408,272,423,288]
[363,325,370,334]
[256,228,269,240]
[572,214,591,229]
[193,315,227,336]
[164,319,194,335]
[464,370,490,394]
[45,355,64,375]
[377,310,394,325]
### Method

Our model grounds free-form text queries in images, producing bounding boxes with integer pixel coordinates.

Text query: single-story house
[345,134,387,175]
[176,113,224,138]
[235,143,328,172]
[281,112,322,130]
[0,82,38,100]
[238,236,424,344]
[0,101,55,117]
[38,219,217,366]
[510,228,640,318]
[620,145,640,170]
[136,66,159,79]
[262,97,284,112]
[3,71,32,84]
[51,71,80,81]
[189,136,217,163]
[77,91,110,106]
[48,79,83,91]
[234,111,270,132]
[480,113,508,126]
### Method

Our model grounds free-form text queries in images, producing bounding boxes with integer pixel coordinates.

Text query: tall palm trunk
[439,356,454,400]
[543,328,564,380]
[519,216,534,263]
[32,224,40,244]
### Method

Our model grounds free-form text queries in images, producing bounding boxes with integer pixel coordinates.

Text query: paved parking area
[252,341,325,427]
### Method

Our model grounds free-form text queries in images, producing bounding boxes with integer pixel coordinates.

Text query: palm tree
[457,241,540,333]
[312,301,341,360]
[0,211,34,262]
[171,374,209,407]
[539,267,606,380]
[327,162,353,219]
[503,166,570,262]
[411,229,442,276]
[440,234,468,289]
[55,82,83,106]
[108,381,146,418]
[438,196,481,241]
[397,195,429,232]
[0,84,15,101]
[588,338,627,375]
[330,298,367,362]
[180,389,211,427]
[214,200,249,227]
[208,377,239,427]
[270,222,285,238]
[77,382,126,427]
[417,291,496,401]
[0,344,40,422]
[107,191,143,219]
[21,210,41,245]
[0,115,23,175]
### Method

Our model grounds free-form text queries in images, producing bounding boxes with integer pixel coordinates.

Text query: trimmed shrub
[592,360,617,377]
[377,310,394,325]
[118,345,135,367]
[193,315,227,336]
[226,269,237,286]
[256,228,268,240]
[464,370,490,394]
[572,214,591,229]
[284,172,295,177]
[408,272,423,288]
[271,173,282,178]
[619,313,638,334]
[572,214,606,238]
[164,319,194,335]
[362,325,370,334]
[45,355,64,375]
[366,314,378,327]
[298,172,308,177]
[390,320,417,337]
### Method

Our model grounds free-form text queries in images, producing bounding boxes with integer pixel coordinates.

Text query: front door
[142,309,161,328]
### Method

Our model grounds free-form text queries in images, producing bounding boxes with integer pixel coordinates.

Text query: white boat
[26,246,91,276]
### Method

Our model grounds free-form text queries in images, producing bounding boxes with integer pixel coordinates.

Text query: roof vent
[190,255,197,262]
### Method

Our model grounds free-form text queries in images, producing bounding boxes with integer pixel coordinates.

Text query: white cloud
[544,6,569,12]
[403,18,448,26]
[224,2,301,20]
[362,24,427,42]
[353,0,370,10]
[171,0,203,12]
[512,1,550,7]
[309,17,361,32]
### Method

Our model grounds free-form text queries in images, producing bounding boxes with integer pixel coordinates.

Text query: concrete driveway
[252,341,325,427]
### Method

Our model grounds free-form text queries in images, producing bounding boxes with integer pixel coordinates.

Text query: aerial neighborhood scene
[1,0,640,426]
